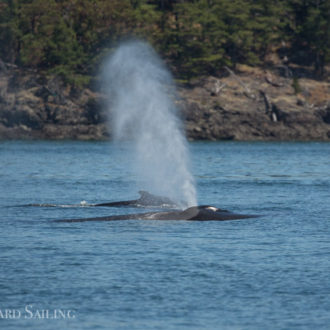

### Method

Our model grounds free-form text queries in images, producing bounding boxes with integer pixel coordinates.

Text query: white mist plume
[103,40,197,208]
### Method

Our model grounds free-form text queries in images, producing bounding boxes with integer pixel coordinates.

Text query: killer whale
[55,205,259,223]
[95,190,177,208]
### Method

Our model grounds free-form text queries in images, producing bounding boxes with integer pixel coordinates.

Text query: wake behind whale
[103,41,197,208]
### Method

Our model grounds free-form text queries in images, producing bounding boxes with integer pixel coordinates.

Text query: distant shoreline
[0,64,329,141]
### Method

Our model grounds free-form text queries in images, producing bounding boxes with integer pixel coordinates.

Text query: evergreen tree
[290,0,330,75]
[0,0,21,63]
[0,0,328,83]
[248,0,289,60]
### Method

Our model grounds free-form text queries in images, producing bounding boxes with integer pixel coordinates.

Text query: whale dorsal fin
[138,190,150,199]
[137,190,177,207]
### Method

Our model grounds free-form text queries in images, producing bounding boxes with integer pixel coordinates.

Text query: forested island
[0,0,329,140]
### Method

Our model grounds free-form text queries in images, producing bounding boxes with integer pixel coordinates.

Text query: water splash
[103,40,197,208]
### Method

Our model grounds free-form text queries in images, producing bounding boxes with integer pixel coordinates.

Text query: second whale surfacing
[95,190,177,208]
[55,205,259,223]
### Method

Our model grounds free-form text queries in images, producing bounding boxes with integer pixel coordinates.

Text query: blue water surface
[0,141,329,329]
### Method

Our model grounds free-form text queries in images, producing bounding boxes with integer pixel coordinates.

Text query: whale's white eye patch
[206,206,218,212]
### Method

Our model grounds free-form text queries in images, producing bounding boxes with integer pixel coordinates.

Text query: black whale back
[179,206,255,221]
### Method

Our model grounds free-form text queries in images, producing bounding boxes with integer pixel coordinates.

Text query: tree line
[0,0,329,85]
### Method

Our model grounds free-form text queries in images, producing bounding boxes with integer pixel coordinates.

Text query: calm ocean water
[0,141,329,329]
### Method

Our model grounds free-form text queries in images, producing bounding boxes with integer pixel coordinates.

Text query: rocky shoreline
[0,61,329,141]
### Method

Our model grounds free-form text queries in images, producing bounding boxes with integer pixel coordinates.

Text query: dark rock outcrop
[0,64,108,140]
[0,62,329,141]
[179,65,330,141]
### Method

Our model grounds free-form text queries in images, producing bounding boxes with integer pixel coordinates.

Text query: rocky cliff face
[180,65,330,141]
[0,63,107,140]
[0,62,329,141]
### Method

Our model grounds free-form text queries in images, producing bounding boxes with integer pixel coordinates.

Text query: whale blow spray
[103,41,197,208]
